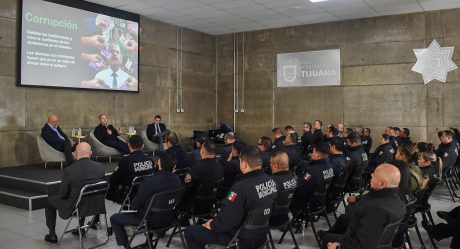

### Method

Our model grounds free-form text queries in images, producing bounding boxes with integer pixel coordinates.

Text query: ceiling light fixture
[309,0,328,2]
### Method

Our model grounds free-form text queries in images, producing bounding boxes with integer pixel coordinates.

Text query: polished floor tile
[0,184,456,249]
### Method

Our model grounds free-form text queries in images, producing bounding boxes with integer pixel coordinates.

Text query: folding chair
[167,179,223,247]
[376,221,403,249]
[118,174,153,212]
[207,209,271,249]
[126,187,185,249]
[59,181,109,249]
[268,188,299,249]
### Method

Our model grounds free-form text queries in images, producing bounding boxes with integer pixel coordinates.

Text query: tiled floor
[0,185,455,249]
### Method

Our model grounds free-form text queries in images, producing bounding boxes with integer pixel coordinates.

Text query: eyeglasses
[257,143,263,145]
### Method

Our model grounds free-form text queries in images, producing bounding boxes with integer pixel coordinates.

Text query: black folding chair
[167,179,223,247]
[326,171,350,219]
[376,221,403,249]
[126,187,185,249]
[207,209,271,249]
[118,174,153,212]
[59,181,109,249]
[268,188,299,249]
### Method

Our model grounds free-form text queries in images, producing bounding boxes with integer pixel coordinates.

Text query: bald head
[47,114,59,128]
[371,163,401,190]
[75,142,92,160]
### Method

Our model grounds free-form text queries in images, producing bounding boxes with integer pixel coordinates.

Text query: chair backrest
[195,178,223,201]
[376,221,403,249]
[76,181,109,217]
[148,187,184,213]
[243,209,271,230]
[173,167,190,178]
[141,130,158,151]
[328,171,350,198]
[273,188,295,211]
[313,180,331,199]
[119,174,153,207]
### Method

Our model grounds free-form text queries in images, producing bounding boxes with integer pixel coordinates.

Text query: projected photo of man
[80,14,138,91]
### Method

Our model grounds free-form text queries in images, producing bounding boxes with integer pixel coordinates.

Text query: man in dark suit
[44,142,105,244]
[41,114,75,164]
[146,114,168,151]
[94,114,129,154]
[110,149,182,248]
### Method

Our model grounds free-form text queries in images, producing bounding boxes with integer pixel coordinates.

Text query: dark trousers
[45,196,84,234]
[58,140,76,164]
[184,225,232,249]
[319,214,350,249]
[433,206,460,248]
[110,213,141,247]
[45,196,61,234]
[104,140,129,154]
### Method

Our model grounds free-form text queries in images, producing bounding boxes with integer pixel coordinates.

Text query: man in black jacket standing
[184,146,277,249]
[301,122,314,155]
[41,114,75,164]
[110,150,182,248]
[313,120,325,145]
[322,164,406,249]
[44,143,105,244]
[94,114,129,154]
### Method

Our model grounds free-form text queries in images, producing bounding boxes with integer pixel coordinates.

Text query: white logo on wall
[411,39,457,84]
[277,49,340,87]
[282,64,297,83]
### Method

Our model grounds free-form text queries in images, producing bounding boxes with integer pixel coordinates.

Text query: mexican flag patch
[227,191,238,202]
[304,173,312,182]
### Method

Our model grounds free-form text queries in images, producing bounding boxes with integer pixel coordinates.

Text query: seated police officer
[269,151,297,227]
[110,150,182,248]
[290,143,334,214]
[369,134,395,171]
[184,146,278,249]
[106,135,155,203]
[257,136,272,173]
[217,140,246,200]
[179,140,224,214]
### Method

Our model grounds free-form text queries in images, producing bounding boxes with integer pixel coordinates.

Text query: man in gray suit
[44,142,105,244]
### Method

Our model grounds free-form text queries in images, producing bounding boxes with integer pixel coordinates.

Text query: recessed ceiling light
[309,0,328,2]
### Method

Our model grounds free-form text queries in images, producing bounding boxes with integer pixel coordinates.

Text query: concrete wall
[0,0,216,167]
[217,9,460,150]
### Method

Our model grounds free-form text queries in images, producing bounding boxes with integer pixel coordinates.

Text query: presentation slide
[19,0,140,92]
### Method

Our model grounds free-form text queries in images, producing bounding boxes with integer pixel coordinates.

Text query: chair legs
[166,214,187,249]
[275,221,299,249]
[59,212,109,249]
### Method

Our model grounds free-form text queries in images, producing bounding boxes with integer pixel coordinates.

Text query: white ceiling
[85,0,460,35]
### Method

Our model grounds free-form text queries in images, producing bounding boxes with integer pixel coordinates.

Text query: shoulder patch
[444,152,449,158]
[379,151,384,156]
[184,173,192,184]
[227,191,238,202]
[304,173,312,182]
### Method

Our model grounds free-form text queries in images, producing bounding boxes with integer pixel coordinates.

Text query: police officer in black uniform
[179,140,223,213]
[329,137,347,176]
[217,141,246,200]
[345,132,369,192]
[185,146,278,249]
[106,135,155,203]
[277,133,301,172]
[369,134,395,171]
[110,150,182,248]
[269,150,297,226]
[437,130,459,173]
[291,143,334,213]
[361,128,373,155]
[257,136,273,173]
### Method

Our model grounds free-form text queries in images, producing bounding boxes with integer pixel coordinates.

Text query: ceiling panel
[84,0,460,35]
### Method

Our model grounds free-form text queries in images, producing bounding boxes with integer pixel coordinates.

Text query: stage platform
[0,161,117,211]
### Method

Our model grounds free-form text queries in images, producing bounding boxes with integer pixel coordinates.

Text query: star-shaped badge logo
[411,39,457,84]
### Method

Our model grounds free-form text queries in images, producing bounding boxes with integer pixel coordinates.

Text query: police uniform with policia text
[291,158,334,213]
[184,169,277,249]
[106,150,155,203]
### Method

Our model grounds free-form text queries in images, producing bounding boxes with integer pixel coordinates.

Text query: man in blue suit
[41,114,75,164]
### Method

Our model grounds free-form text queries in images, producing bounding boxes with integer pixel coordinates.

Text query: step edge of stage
[0,171,113,185]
